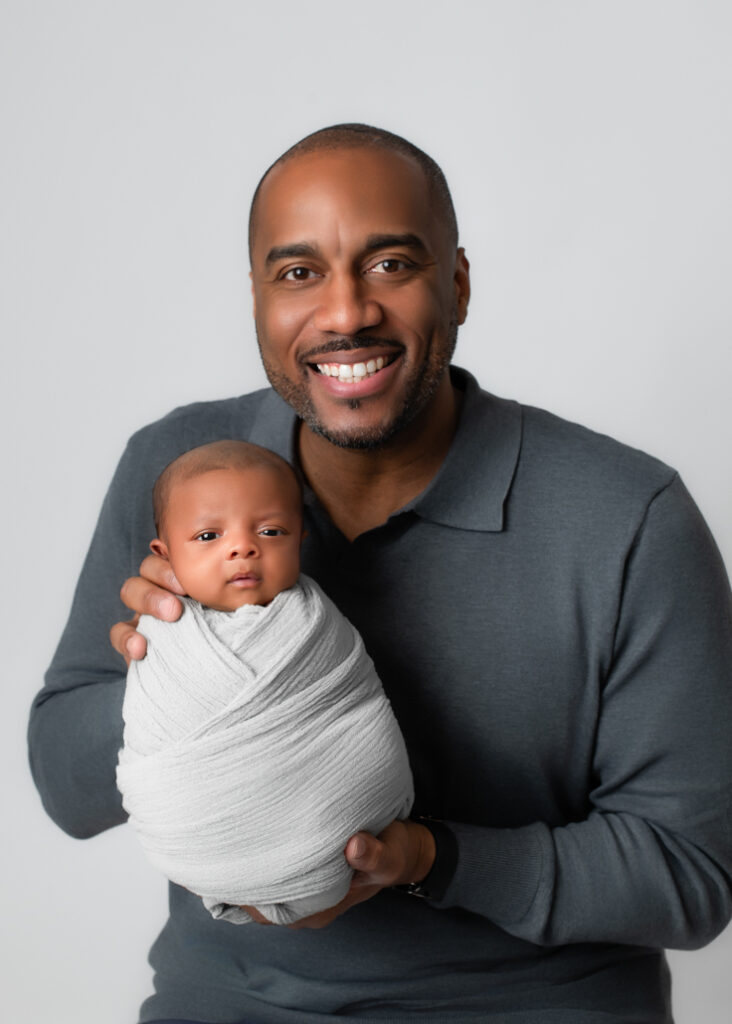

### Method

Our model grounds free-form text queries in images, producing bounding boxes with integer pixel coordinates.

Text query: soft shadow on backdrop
[1,3,730,1022]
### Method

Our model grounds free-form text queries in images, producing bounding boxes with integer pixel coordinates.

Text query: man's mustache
[300,336,404,362]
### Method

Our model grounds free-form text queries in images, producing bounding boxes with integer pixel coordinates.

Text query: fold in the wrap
[117,575,414,924]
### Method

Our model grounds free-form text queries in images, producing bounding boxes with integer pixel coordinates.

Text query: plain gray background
[2,2,730,1021]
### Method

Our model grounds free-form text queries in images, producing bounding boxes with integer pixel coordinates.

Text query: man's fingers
[139,553,186,594]
[109,617,146,665]
[112,557,184,664]
[239,905,273,925]
[287,881,382,930]
[345,832,390,882]
[345,820,434,888]
[119,576,183,620]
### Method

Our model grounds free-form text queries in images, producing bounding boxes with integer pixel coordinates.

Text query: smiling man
[29,124,732,1023]
[250,142,466,451]
[248,136,469,543]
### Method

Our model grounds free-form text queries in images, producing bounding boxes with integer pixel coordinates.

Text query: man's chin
[306,416,405,451]
[261,340,456,452]
[262,365,405,450]
[303,385,431,450]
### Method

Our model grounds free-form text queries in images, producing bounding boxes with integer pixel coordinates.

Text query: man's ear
[150,538,170,560]
[454,248,471,325]
[250,270,256,318]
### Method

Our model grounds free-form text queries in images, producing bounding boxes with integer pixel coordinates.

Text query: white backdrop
[2,2,730,1021]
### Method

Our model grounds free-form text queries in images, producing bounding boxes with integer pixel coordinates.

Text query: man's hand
[243,819,436,930]
[109,554,186,665]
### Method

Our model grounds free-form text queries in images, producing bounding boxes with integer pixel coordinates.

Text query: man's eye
[367,258,410,275]
[196,531,219,542]
[282,266,317,282]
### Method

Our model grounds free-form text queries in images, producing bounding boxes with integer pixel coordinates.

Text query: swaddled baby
[116,440,414,925]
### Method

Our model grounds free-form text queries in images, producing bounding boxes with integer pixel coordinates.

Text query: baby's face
[154,465,302,611]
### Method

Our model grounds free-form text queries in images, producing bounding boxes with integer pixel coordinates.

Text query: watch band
[394,817,458,901]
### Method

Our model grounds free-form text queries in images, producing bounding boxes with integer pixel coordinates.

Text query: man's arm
[434,475,732,949]
[291,476,732,945]
[27,441,167,838]
[52,457,731,949]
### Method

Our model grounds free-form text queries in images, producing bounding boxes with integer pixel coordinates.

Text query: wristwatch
[394,817,458,901]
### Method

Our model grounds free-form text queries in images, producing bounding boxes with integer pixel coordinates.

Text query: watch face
[394,881,430,899]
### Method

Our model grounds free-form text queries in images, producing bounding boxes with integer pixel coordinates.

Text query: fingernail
[159,596,178,619]
[351,836,366,859]
[168,571,185,595]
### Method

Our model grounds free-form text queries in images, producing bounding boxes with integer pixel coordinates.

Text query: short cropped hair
[153,440,302,535]
[248,123,458,260]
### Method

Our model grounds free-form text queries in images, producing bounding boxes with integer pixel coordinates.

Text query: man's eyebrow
[264,234,430,267]
[363,233,429,255]
[265,242,319,266]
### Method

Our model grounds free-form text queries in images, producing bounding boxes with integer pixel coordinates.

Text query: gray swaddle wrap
[116,575,414,924]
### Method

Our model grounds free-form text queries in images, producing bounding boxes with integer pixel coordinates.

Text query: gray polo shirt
[30,367,732,1023]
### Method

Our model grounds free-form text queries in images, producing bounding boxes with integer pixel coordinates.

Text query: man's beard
[256,313,459,451]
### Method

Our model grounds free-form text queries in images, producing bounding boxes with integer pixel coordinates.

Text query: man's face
[250,147,470,449]
[152,466,302,611]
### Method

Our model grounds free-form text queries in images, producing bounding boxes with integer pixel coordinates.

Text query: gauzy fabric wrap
[116,575,414,925]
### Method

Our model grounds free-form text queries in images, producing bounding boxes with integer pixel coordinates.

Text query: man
[29,124,732,1023]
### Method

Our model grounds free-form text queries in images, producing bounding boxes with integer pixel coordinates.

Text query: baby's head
[151,441,303,611]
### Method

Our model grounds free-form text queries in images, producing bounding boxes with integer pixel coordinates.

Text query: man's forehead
[252,146,437,253]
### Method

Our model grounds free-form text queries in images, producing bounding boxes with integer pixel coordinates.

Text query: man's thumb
[346,832,374,868]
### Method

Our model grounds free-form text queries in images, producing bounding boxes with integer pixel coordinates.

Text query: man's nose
[312,272,383,336]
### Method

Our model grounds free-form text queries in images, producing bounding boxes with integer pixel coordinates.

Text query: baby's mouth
[228,572,261,586]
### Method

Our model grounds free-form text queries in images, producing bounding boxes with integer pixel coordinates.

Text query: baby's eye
[196,531,219,542]
[259,528,285,537]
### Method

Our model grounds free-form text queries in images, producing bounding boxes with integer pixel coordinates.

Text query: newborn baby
[116,440,414,925]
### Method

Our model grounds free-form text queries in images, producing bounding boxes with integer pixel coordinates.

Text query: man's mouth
[313,353,398,383]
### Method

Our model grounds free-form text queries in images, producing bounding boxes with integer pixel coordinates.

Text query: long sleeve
[28,391,271,840]
[28,440,152,838]
[436,475,732,950]
[28,388,282,842]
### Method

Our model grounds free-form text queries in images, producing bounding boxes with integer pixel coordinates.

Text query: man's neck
[298,374,462,541]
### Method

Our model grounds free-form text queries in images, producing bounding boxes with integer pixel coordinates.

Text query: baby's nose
[228,534,258,558]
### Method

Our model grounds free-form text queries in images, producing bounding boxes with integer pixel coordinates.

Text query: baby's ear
[301,529,308,544]
[149,538,169,560]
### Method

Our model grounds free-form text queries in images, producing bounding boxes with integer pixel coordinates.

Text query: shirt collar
[246,366,522,535]
[405,367,522,532]
[247,386,299,463]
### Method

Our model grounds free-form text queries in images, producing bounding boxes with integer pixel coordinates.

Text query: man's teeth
[316,356,387,381]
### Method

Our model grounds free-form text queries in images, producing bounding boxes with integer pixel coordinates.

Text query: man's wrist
[397,817,458,901]
[412,820,437,882]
